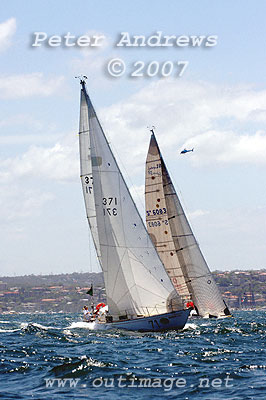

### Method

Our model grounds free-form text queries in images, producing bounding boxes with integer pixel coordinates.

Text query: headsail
[145,132,230,318]
[79,82,181,321]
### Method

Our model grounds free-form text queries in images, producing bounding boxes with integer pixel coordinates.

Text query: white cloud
[0,18,16,52]
[71,32,120,89]
[0,186,54,222]
[188,209,210,219]
[0,73,64,99]
[99,79,266,167]
[193,206,266,269]
[1,79,266,187]
[184,129,266,165]
[0,134,78,183]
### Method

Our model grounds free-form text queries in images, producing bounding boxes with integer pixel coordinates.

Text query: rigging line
[166,271,189,277]
[127,248,174,293]
[115,283,167,309]
[146,179,161,186]
[127,255,160,292]
[183,273,213,283]
[113,177,143,309]
[154,239,178,244]
[89,221,92,273]
[85,86,147,234]
[146,215,168,219]
[145,189,161,194]
[86,214,97,219]
[110,139,146,218]
[158,245,192,253]
[132,283,170,302]
[100,243,161,249]
[172,234,193,238]
[106,169,129,302]
[167,170,197,230]
[146,158,161,163]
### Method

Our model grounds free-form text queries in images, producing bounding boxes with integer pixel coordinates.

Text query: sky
[0,0,266,277]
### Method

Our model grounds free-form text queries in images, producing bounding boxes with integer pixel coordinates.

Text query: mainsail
[79,82,182,321]
[145,132,230,318]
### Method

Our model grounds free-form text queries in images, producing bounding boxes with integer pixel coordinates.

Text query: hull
[94,309,191,332]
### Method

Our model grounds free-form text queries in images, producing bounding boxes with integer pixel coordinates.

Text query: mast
[145,131,230,317]
[78,80,182,321]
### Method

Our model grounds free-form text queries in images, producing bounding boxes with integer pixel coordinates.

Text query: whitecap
[183,322,198,330]
[68,321,96,330]
[20,322,59,330]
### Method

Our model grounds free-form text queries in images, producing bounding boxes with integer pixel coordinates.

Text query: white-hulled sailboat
[145,130,231,318]
[78,78,190,331]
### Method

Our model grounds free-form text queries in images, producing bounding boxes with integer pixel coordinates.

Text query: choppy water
[0,311,265,399]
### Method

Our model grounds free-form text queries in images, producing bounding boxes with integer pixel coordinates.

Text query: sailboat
[145,130,231,318]
[78,78,191,331]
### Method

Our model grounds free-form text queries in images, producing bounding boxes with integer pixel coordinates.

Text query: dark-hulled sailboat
[78,79,191,331]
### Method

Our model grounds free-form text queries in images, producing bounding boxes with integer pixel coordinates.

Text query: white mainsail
[79,82,181,321]
[145,132,230,318]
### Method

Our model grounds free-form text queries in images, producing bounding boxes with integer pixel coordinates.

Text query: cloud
[0,186,54,222]
[188,209,210,219]
[0,134,78,183]
[0,18,16,52]
[99,79,266,167]
[184,129,266,165]
[0,73,64,99]
[1,79,266,187]
[71,31,120,89]
[193,206,266,269]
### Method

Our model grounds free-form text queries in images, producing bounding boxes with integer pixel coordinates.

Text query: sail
[79,88,102,263]
[145,133,230,317]
[145,135,191,300]
[79,82,181,321]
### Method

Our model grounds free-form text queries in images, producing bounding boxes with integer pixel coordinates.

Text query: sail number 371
[103,197,118,216]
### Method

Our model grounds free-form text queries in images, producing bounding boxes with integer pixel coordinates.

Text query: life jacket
[186,301,195,308]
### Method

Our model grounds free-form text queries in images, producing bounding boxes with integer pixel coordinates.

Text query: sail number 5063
[146,208,167,217]
[103,197,118,216]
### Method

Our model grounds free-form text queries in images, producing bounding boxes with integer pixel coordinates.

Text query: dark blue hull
[96,309,191,332]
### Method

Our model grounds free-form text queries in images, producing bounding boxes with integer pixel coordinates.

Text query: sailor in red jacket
[186,300,195,309]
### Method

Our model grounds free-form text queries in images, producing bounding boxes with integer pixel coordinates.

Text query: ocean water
[0,311,265,399]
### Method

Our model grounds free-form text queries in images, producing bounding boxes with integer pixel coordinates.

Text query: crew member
[83,305,91,322]
[186,300,195,309]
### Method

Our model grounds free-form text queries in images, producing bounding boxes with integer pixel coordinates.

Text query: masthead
[75,75,88,85]
[147,125,156,135]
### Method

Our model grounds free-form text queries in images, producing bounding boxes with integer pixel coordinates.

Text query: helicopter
[180,148,194,154]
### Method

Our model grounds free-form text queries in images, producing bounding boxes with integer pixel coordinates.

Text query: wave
[67,321,96,330]
[183,322,198,330]
[20,322,61,332]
